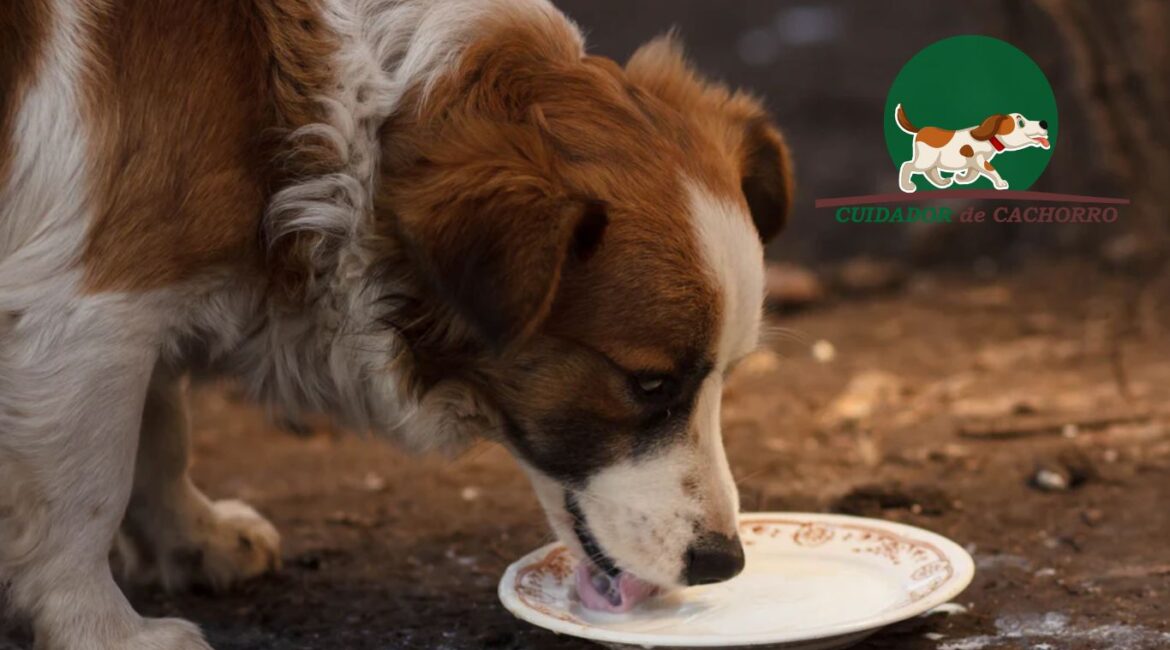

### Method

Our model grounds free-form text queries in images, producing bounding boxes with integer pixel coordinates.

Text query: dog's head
[971,112,1050,150]
[368,25,791,603]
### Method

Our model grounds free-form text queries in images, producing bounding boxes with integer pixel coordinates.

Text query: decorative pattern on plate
[741,517,955,606]
[514,515,957,624]
[514,546,578,622]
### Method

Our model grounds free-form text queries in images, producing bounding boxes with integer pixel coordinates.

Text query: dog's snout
[683,532,745,586]
[1039,120,1048,129]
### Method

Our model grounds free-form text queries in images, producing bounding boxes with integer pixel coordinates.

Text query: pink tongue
[1035,136,1050,148]
[574,564,659,613]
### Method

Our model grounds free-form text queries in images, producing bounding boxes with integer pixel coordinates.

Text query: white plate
[498,512,974,649]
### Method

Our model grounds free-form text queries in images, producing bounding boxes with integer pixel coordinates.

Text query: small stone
[810,339,836,363]
[821,370,903,424]
[765,263,824,308]
[927,602,969,616]
[361,472,386,492]
[461,486,481,501]
[1080,508,1104,527]
[1032,467,1070,491]
[733,349,782,378]
[836,257,906,295]
[1031,451,1095,492]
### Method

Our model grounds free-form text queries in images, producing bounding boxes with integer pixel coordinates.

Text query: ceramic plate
[498,512,974,649]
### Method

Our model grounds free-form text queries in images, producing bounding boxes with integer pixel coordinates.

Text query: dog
[0,1,793,647]
[895,104,1050,192]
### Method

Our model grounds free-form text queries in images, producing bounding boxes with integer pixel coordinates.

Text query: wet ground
[7,260,1169,650]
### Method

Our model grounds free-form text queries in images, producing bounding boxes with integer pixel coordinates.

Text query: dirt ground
[3,260,1169,650]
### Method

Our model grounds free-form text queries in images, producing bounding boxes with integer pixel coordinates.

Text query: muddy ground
[3,261,1169,650]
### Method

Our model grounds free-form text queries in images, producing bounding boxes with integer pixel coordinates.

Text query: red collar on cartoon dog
[988,136,1005,152]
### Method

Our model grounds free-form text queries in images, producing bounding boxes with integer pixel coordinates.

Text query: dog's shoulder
[79,0,340,293]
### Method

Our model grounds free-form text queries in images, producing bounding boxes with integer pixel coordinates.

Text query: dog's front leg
[114,368,280,592]
[0,301,211,650]
[975,155,1009,190]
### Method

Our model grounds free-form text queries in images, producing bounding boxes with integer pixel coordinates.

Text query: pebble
[733,349,782,378]
[361,472,386,492]
[765,263,824,307]
[1032,467,1070,492]
[1080,508,1104,527]
[836,257,906,294]
[810,339,836,363]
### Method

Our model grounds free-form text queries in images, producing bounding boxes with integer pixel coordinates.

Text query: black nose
[1039,120,1048,129]
[683,532,745,586]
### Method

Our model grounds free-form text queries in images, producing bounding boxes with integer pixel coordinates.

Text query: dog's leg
[114,368,280,592]
[898,161,918,193]
[953,165,980,185]
[0,302,211,650]
[923,167,953,189]
[975,155,1009,190]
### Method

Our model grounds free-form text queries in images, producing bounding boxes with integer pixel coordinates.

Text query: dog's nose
[1039,120,1048,129]
[683,532,745,586]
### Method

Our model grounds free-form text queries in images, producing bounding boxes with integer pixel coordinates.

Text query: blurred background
[560,0,1168,268]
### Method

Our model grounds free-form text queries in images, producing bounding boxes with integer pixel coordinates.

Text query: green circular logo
[884,35,1057,192]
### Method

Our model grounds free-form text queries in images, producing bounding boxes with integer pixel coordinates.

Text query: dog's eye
[630,373,673,400]
[1017,118,1024,128]
[638,377,665,392]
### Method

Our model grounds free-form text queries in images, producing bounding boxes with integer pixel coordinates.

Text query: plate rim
[497,512,976,647]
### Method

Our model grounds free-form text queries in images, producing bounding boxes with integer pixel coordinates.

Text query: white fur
[688,181,767,369]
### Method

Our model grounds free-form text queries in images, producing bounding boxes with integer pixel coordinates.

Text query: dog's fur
[895,104,1050,192]
[0,1,792,647]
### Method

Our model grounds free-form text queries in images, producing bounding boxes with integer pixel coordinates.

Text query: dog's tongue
[1034,136,1050,149]
[574,564,659,613]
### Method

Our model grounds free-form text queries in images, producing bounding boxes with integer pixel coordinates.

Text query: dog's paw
[111,617,212,650]
[898,182,917,193]
[993,180,1009,190]
[195,500,282,590]
[117,499,281,592]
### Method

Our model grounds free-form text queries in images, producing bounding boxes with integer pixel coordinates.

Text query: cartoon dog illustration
[895,104,1050,192]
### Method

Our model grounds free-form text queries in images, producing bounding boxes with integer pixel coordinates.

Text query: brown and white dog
[0,1,792,648]
[895,104,1050,192]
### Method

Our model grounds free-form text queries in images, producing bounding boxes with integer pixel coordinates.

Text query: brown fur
[625,36,792,241]
[0,0,50,188]
[81,0,337,292]
[971,114,1011,141]
[959,144,974,157]
[983,160,995,171]
[368,23,792,479]
[377,23,779,362]
[916,127,954,148]
[895,104,916,134]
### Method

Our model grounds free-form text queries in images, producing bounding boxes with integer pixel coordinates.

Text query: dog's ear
[971,114,1011,141]
[626,35,792,242]
[384,128,608,349]
[738,117,793,242]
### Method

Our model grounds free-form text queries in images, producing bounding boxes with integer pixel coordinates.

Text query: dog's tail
[895,104,918,134]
